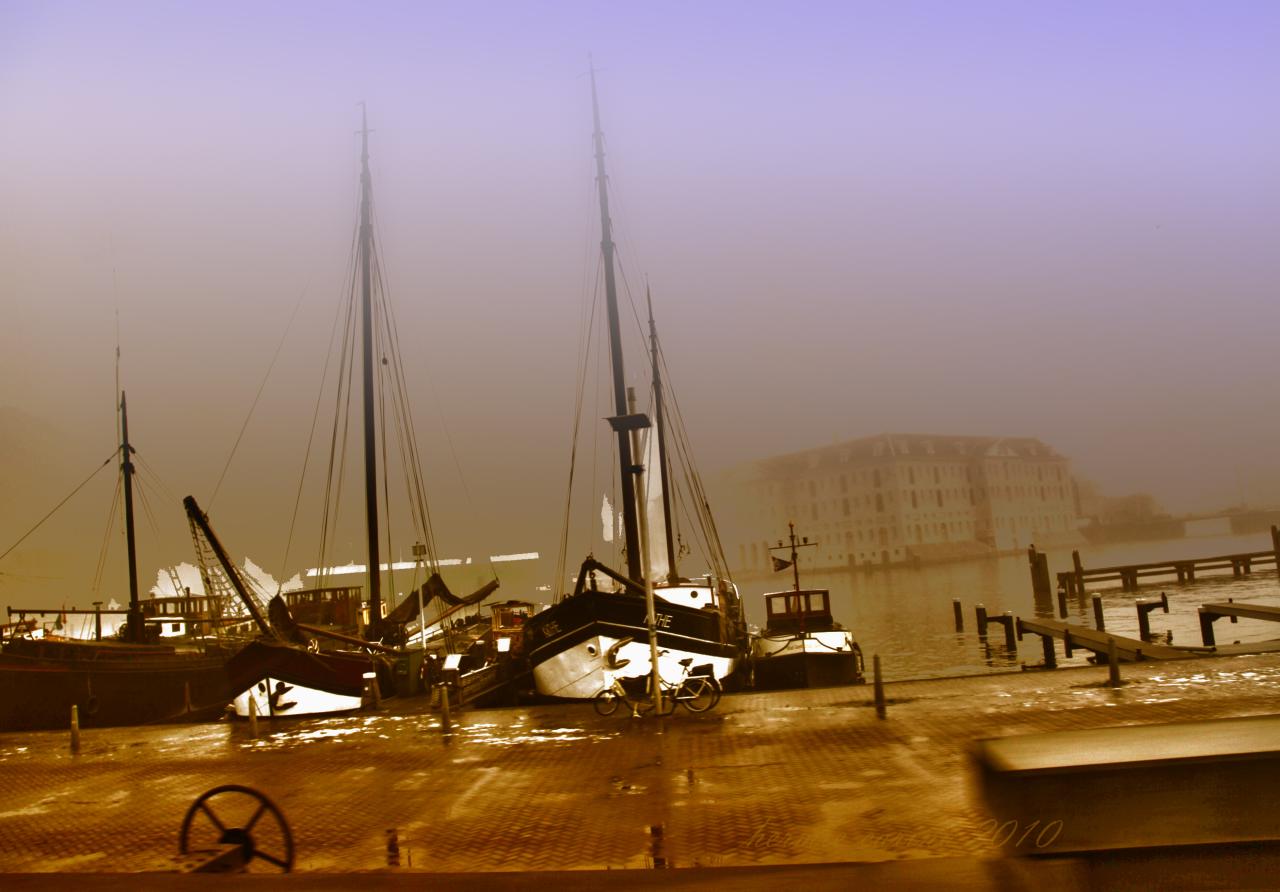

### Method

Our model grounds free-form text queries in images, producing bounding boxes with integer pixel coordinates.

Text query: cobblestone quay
[1,653,1278,887]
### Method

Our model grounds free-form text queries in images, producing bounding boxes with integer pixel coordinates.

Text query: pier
[1198,600,1280,646]
[1,651,1279,887]
[1056,528,1280,596]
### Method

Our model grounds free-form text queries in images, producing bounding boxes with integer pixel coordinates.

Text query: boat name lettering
[655,613,673,629]
[542,620,561,638]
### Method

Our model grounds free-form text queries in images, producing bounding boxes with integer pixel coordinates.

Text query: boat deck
[2,652,1279,887]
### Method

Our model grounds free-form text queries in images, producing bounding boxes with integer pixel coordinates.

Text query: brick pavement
[0,652,1277,875]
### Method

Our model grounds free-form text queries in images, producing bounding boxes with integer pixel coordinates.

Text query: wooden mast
[646,287,678,584]
[358,103,383,624]
[590,65,643,583]
[120,391,144,643]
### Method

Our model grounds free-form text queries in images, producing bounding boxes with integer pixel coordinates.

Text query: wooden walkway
[1198,600,1280,647]
[1055,527,1280,595]
[1015,616,1201,667]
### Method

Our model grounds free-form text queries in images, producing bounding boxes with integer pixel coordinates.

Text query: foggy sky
[3,1,1279,604]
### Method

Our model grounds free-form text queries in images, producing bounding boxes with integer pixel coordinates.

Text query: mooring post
[1056,585,1068,619]
[1072,550,1085,599]
[1028,546,1051,597]
[975,604,988,638]
[1199,608,1218,647]
[1107,637,1121,687]
[1040,631,1057,669]
[952,598,964,632]
[1002,612,1017,651]
[1063,629,1073,659]
[438,683,452,734]
[248,694,259,738]
[1091,594,1105,631]
[69,704,80,754]
[1271,525,1280,578]
[873,655,886,720]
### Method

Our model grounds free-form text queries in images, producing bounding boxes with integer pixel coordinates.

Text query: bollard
[1107,637,1121,687]
[438,683,452,734]
[1091,594,1105,631]
[975,604,988,638]
[70,704,81,754]
[248,694,259,738]
[952,598,964,632]
[873,655,886,719]
[386,828,400,867]
[873,655,886,720]
[1040,632,1057,669]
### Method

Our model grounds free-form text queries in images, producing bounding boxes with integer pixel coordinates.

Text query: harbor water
[735,531,1280,681]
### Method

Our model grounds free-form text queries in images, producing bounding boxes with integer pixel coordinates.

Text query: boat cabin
[763,589,836,634]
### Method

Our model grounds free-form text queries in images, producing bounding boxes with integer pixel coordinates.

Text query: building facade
[721,434,1081,573]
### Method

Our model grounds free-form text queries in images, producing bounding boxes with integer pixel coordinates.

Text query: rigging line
[316,256,359,586]
[282,227,359,585]
[375,292,398,606]
[555,254,604,601]
[0,453,115,563]
[373,249,438,569]
[91,475,123,595]
[367,201,438,567]
[134,454,178,505]
[209,281,309,508]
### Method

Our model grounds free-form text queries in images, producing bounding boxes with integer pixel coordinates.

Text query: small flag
[771,556,792,572]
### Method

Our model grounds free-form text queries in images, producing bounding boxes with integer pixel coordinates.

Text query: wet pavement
[1,652,1278,883]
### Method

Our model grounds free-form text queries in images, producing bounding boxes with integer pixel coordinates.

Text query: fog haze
[3,1,1278,605]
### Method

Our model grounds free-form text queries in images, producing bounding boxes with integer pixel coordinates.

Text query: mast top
[359,101,369,166]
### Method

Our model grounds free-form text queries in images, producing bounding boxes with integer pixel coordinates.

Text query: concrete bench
[971,714,1280,854]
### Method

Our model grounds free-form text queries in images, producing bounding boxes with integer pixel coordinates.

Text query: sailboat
[521,70,747,700]
[750,523,864,690]
[188,107,496,719]
[0,393,233,731]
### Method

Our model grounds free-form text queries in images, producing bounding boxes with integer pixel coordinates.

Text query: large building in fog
[722,433,1082,573]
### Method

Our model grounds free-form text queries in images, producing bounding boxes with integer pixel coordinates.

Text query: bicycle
[592,645,721,716]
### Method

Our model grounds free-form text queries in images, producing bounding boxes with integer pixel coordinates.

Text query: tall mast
[590,65,642,583]
[119,392,143,643]
[647,287,678,583]
[358,103,382,622]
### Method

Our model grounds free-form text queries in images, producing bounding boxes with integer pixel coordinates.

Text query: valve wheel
[179,784,294,872]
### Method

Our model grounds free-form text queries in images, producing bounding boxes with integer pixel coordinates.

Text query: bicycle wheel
[593,689,621,717]
[681,677,717,713]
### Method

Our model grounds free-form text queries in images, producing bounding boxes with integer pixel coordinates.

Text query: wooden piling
[1028,546,1051,597]
[1041,632,1057,669]
[975,604,988,638]
[1107,637,1121,688]
[1056,586,1068,619]
[1072,550,1085,600]
[952,598,963,633]
[70,705,80,754]
[1091,594,1105,631]
[438,683,452,733]
[873,655,886,720]
[1272,525,1280,578]
[1001,612,1017,651]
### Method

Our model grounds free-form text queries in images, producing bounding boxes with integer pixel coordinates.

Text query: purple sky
[2,1,1278,598]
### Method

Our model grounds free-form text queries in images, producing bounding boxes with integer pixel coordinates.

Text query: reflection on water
[736,533,1280,680]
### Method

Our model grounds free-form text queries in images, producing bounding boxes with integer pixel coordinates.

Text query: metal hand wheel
[179,784,294,872]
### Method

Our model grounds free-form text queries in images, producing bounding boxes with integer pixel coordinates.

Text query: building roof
[750,433,1066,478]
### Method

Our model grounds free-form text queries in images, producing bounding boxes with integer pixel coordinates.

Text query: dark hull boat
[525,564,740,699]
[525,71,746,701]
[749,527,864,691]
[225,639,388,718]
[0,393,235,732]
[0,639,230,731]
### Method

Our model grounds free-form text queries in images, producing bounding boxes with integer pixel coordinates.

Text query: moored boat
[749,523,864,690]
[0,393,233,731]
[524,69,747,700]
